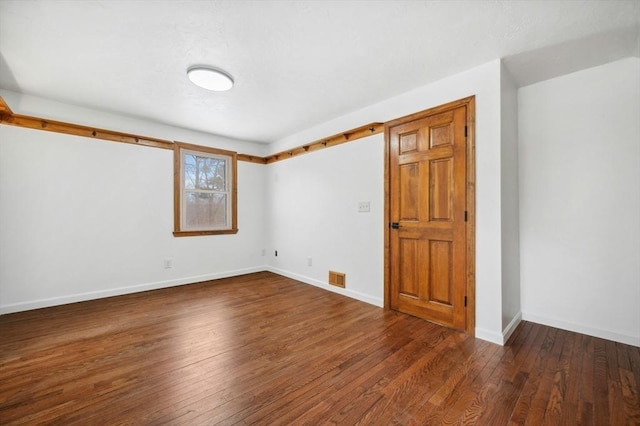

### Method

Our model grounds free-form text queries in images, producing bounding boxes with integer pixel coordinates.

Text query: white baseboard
[474,327,504,345]
[463,314,522,347]
[266,266,384,308]
[522,311,640,347]
[0,266,267,315]
[502,312,522,344]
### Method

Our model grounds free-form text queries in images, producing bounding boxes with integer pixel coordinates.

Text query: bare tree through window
[174,142,238,236]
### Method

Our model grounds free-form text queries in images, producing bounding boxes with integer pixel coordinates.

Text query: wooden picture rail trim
[237,154,269,165]
[263,123,384,164]
[0,96,382,164]
[0,97,13,114]
[0,111,175,150]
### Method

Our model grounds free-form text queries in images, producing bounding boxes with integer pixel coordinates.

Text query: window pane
[184,192,227,229]
[212,159,226,191]
[174,142,237,236]
[184,154,226,191]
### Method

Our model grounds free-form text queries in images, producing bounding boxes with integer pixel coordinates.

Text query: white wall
[500,62,522,340]
[266,134,385,305]
[268,60,506,343]
[519,57,640,347]
[0,93,268,313]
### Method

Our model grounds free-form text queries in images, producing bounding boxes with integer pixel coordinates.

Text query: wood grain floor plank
[578,335,596,426]
[593,337,612,424]
[525,328,567,424]
[159,311,411,424]
[508,325,555,425]
[1,272,638,425]
[619,344,640,424]
[435,342,509,423]
[235,315,428,425]
[337,332,473,425]
[605,339,628,426]
[406,339,499,426]
[242,322,456,425]
[472,324,538,425]
[388,337,488,424]
[560,333,584,424]
[541,329,576,425]
[73,288,386,424]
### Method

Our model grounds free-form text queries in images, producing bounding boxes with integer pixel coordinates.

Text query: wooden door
[387,101,471,331]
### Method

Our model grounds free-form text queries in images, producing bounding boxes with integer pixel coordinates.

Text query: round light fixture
[187,66,234,91]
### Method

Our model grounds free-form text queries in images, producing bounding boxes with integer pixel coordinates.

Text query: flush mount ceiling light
[187,66,234,91]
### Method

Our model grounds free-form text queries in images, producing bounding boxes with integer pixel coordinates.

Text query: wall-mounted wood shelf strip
[0,109,175,150]
[237,154,268,164]
[263,122,384,164]
[0,96,383,165]
[0,97,13,114]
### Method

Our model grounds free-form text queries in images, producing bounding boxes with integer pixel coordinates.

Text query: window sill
[173,229,239,237]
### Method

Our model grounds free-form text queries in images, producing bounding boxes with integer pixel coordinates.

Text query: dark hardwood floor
[1,272,638,425]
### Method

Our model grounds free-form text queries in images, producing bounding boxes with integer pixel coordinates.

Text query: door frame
[383,96,476,335]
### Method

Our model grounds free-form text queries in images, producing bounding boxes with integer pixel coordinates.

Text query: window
[173,142,238,236]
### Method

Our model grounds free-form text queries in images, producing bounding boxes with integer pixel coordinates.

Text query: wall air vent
[328,271,346,288]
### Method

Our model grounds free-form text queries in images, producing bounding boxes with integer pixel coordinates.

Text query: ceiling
[1,1,638,144]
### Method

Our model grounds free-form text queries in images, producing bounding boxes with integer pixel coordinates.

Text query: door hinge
[464,211,468,222]
[465,125,468,137]
[464,296,467,307]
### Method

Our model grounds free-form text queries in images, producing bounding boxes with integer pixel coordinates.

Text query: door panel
[429,240,452,305]
[400,132,418,153]
[430,158,453,221]
[399,238,420,298]
[389,105,467,331]
[429,121,454,148]
[399,163,420,220]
